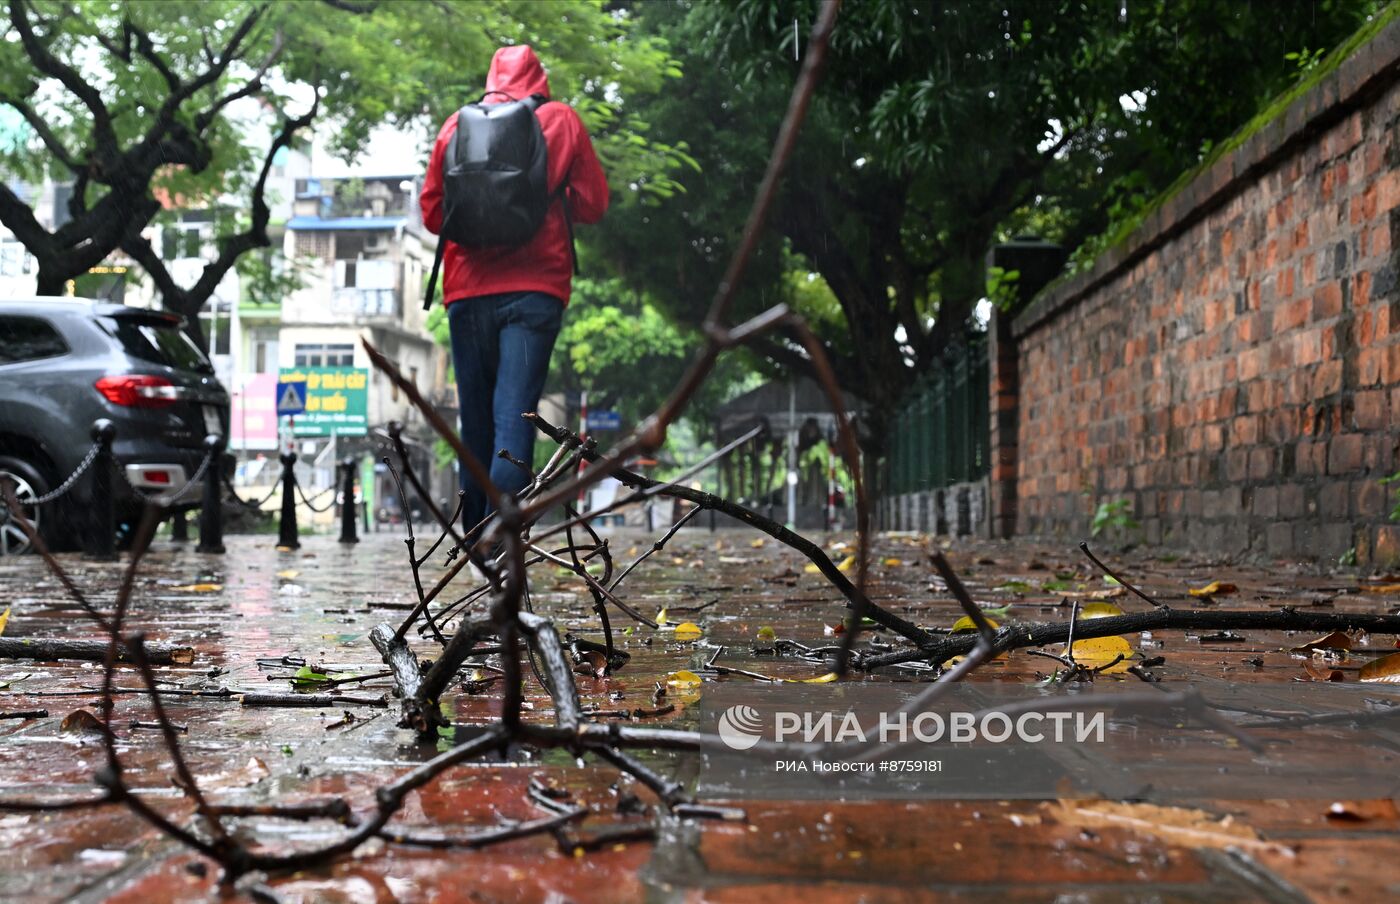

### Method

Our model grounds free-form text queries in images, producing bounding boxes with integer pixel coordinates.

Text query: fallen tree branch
[523,412,932,648]
[861,608,1400,669]
[235,692,386,708]
[0,637,193,665]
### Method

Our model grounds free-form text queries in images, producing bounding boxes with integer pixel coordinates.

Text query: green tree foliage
[546,276,753,431]
[606,0,1378,449]
[0,0,685,345]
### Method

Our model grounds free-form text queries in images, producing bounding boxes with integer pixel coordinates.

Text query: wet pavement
[1,526,1399,902]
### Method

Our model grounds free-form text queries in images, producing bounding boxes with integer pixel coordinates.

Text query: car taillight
[95,375,180,408]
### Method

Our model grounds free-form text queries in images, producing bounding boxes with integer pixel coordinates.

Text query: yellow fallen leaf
[1049,800,1289,855]
[673,622,703,641]
[276,569,299,579]
[0,606,9,636]
[1079,602,1124,619]
[1188,581,1237,597]
[1089,587,1127,600]
[665,669,702,689]
[1292,630,1352,653]
[1359,651,1400,684]
[171,583,222,593]
[756,626,776,642]
[750,538,766,549]
[950,615,999,634]
[655,608,669,627]
[803,562,821,574]
[837,555,857,573]
[800,672,838,683]
[1069,635,1134,672]
[883,557,903,567]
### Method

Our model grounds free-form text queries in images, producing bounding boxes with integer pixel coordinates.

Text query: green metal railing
[883,339,989,496]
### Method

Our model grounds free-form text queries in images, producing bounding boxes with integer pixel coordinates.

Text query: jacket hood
[485,45,550,101]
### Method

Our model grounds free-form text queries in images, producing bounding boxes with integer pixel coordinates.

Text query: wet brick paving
[1,527,1399,902]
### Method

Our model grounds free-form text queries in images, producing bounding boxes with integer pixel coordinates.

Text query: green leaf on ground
[292,666,331,688]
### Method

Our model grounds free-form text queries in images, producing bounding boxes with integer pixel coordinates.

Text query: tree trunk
[179,301,210,353]
[35,265,69,297]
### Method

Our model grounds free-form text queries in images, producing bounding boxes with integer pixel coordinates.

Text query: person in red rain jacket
[420,45,608,534]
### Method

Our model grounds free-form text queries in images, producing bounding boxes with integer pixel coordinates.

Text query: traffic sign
[277,368,368,436]
[586,410,622,430]
[276,380,307,415]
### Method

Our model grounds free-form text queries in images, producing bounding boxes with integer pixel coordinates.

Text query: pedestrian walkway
[0,529,1396,901]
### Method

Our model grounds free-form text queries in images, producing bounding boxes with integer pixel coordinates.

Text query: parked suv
[0,298,230,553]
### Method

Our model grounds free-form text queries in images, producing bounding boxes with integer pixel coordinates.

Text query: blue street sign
[586,410,622,430]
[276,379,307,416]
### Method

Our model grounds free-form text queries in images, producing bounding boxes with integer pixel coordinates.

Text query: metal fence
[883,338,989,496]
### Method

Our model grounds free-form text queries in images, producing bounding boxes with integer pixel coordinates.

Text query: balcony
[330,286,400,320]
[330,257,400,321]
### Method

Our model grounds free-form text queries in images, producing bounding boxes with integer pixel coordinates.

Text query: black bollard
[170,509,189,542]
[277,452,299,550]
[197,434,225,554]
[88,419,116,560]
[338,457,358,544]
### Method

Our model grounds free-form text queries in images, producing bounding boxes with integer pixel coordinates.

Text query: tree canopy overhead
[0,0,686,343]
[601,0,1380,450]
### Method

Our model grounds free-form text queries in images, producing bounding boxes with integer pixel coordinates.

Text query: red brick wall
[1009,36,1400,561]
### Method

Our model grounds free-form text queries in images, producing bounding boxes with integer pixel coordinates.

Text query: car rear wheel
[0,455,46,556]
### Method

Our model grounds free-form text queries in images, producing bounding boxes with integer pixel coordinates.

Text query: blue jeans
[448,291,563,532]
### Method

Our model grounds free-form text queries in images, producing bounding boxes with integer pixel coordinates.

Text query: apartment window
[253,334,279,373]
[161,225,204,260]
[293,231,332,261]
[294,343,355,368]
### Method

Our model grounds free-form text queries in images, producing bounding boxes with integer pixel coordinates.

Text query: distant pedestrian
[421,45,609,535]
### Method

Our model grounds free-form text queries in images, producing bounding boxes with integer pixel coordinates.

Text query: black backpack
[422,92,575,309]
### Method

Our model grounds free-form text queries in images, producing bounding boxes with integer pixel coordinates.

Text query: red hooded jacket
[420,45,609,306]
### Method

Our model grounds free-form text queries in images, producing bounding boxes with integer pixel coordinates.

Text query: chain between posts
[223,476,280,510]
[22,442,102,506]
[292,477,337,513]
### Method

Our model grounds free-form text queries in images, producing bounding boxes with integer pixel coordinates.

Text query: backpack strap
[422,235,446,311]
[423,108,471,311]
